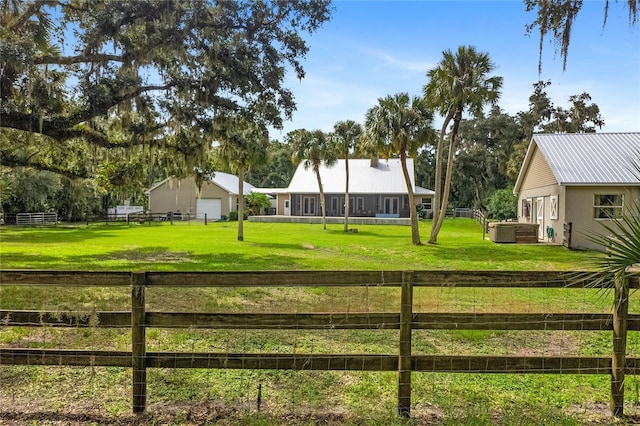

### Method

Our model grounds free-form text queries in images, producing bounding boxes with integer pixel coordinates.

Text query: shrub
[485,189,517,220]
[228,211,248,221]
[245,192,271,215]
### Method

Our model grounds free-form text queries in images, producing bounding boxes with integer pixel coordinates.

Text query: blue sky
[271,0,640,140]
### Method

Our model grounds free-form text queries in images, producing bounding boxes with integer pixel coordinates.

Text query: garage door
[196,198,221,220]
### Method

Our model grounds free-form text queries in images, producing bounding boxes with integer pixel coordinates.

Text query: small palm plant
[586,199,640,288]
[583,157,640,418]
[585,156,640,289]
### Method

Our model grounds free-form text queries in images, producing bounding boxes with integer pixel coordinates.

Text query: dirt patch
[2,398,640,425]
[99,250,193,263]
[0,399,349,425]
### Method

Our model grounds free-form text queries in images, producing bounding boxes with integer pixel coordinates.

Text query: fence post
[611,272,629,417]
[131,272,147,414]
[398,270,414,417]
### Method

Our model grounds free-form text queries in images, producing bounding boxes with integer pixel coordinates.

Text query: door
[303,196,316,215]
[284,199,290,216]
[384,197,399,215]
[196,198,221,220]
[536,197,544,240]
[339,197,355,215]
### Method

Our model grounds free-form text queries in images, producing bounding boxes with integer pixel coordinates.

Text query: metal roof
[212,171,255,195]
[287,158,422,194]
[514,132,640,192]
[415,186,435,195]
[147,172,255,195]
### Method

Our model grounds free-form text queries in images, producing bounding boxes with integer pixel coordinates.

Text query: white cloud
[364,47,435,74]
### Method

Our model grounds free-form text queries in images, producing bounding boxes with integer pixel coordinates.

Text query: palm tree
[214,114,269,241]
[364,93,434,246]
[289,129,336,230]
[424,45,503,244]
[330,120,363,232]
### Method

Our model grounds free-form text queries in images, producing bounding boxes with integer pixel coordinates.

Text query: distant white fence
[16,212,57,227]
[107,205,144,219]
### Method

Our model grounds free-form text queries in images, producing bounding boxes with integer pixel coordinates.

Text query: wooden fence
[1,269,639,418]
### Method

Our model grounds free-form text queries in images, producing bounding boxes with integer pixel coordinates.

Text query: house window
[522,199,531,218]
[421,197,432,210]
[384,197,399,215]
[331,197,340,215]
[356,197,365,212]
[594,194,623,219]
[550,195,558,220]
[303,196,316,215]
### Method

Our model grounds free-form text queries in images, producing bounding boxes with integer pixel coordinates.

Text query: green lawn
[3,219,638,425]
[0,218,598,271]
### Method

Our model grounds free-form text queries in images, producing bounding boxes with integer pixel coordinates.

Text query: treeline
[0,1,610,226]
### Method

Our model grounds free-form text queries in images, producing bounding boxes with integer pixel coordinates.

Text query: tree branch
[0,150,91,179]
[5,1,43,32]
[34,53,125,65]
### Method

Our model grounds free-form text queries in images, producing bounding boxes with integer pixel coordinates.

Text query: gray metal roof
[212,171,255,195]
[515,133,640,192]
[415,186,435,195]
[146,172,255,195]
[287,158,421,194]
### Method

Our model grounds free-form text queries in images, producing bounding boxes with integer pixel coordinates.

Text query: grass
[0,218,595,271]
[2,219,640,425]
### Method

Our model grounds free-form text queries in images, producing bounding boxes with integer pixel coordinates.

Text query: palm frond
[578,153,640,293]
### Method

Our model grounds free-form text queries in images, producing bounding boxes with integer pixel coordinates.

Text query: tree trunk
[430,108,462,243]
[401,151,421,245]
[314,163,327,230]
[429,109,455,244]
[237,166,245,241]
[344,157,350,232]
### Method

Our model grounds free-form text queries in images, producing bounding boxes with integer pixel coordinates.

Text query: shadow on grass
[0,226,121,244]
[2,247,307,271]
[324,228,412,240]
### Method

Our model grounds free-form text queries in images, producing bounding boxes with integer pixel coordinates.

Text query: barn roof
[514,132,640,193]
[147,172,255,195]
[212,172,255,195]
[287,158,429,194]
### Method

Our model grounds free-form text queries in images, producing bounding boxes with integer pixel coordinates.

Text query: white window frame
[384,197,399,215]
[550,195,558,220]
[331,197,340,215]
[421,197,433,210]
[303,196,316,216]
[594,194,624,219]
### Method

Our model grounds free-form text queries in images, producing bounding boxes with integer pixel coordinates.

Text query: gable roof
[287,158,424,194]
[514,132,640,193]
[212,171,255,195]
[147,172,255,195]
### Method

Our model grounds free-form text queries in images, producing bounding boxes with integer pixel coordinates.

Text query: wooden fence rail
[1,269,639,418]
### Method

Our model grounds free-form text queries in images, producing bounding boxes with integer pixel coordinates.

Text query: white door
[284,199,290,216]
[196,198,221,220]
[303,196,316,215]
[536,197,544,240]
[384,197,399,215]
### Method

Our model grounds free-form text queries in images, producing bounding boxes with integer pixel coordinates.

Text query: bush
[485,189,517,220]
[245,192,271,215]
[228,211,247,221]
